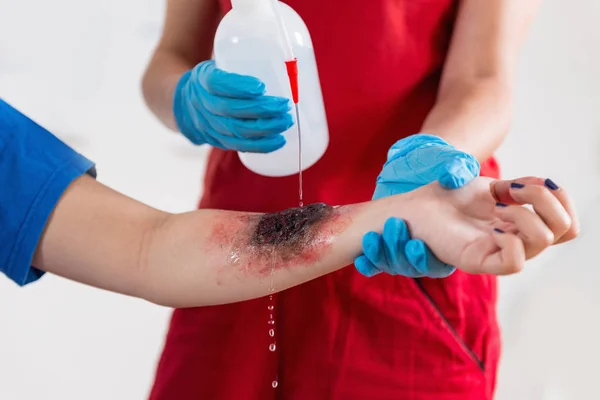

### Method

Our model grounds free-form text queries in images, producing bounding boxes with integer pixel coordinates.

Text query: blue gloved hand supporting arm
[355,134,480,278]
[355,218,456,278]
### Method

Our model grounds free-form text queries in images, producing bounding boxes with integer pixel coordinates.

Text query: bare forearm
[421,78,512,160]
[141,0,220,130]
[142,51,194,130]
[422,0,540,160]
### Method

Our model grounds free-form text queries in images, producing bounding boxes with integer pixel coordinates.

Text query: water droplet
[227,249,241,265]
[269,329,275,337]
[269,295,273,301]
[272,380,278,388]
[269,314,273,319]
[267,305,274,311]
[269,343,276,351]
[268,320,275,325]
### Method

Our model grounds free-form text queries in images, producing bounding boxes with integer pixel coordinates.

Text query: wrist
[381,185,430,220]
[377,183,448,247]
[345,190,423,239]
[172,70,194,134]
[386,134,455,165]
[409,132,455,147]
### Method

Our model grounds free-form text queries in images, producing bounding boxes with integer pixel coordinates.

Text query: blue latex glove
[354,134,481,278]
[173,60,294,153]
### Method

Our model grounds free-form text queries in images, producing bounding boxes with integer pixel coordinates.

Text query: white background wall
[0,0,598,399]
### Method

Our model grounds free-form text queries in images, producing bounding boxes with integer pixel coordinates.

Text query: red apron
[150,1,501,399]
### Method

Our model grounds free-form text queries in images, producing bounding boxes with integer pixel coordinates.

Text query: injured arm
[32,174,577,308]
[142,201,385,308]
[32,174,398,308]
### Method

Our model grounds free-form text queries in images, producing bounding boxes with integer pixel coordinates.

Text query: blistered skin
[210,203,352,278]
[251,203,334,247]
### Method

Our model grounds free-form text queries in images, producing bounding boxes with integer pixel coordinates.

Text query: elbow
[131,212,173,306]
[132,211,214,309]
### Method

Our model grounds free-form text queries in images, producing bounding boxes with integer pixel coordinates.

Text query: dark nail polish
[494,228,505,233]
[545,178,559,191]
[510,183,525,189]
[496,202,508,207]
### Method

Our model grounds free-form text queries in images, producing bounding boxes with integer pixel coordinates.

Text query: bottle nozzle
[285,58,299,104]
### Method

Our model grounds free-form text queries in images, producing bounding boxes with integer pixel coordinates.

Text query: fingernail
[494,228,505,233]
[510,183,525,189]
[545,178,559,190]
[496,202,508,207]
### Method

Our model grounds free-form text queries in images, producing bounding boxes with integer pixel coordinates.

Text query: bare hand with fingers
[380,176,580,275]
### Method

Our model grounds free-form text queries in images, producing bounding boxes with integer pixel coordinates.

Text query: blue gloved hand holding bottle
[355,134,480,278]
[173,60,293,153]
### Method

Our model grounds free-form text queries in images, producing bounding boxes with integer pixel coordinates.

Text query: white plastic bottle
[214,0,329,177]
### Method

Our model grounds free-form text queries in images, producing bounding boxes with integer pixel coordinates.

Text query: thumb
[438,156,480,190]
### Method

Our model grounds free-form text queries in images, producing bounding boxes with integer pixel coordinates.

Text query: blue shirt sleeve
[0,98,96,286]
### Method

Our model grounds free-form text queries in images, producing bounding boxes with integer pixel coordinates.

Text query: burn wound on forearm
[210,203,352,278]
[250,203,334,247]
